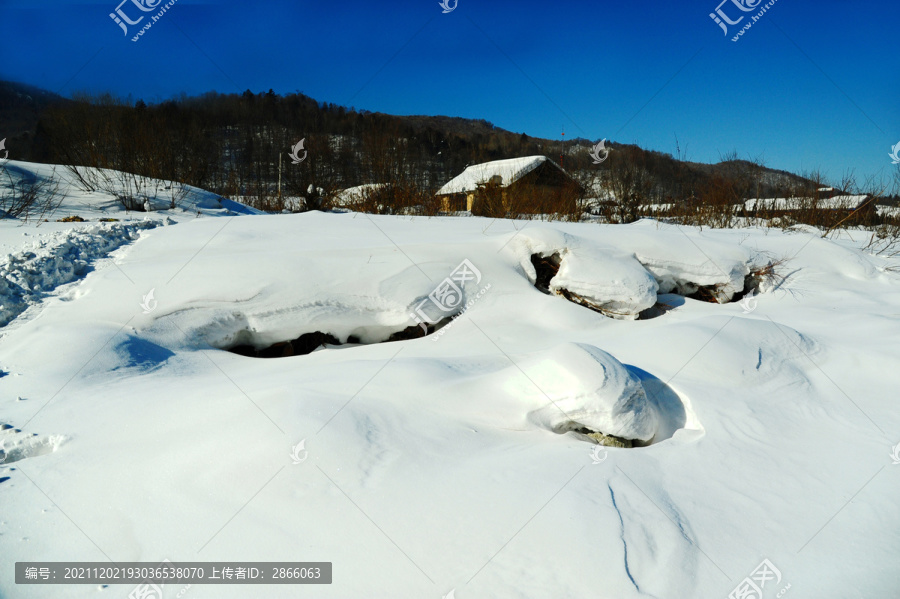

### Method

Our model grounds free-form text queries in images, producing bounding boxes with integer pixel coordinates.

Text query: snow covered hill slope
[0,160,261,224]
[0,204,898,597]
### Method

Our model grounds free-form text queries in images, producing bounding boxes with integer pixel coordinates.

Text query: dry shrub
[471,179,580,220]
[345,181,440,216]
[0,163,63,222]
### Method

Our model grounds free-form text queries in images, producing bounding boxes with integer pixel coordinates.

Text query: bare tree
[604,146,654,223]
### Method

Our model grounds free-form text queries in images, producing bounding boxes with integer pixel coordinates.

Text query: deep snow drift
[1,162,899,598]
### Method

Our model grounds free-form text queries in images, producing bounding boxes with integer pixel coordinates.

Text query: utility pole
[277,152,283,201]
[560,126,565,170]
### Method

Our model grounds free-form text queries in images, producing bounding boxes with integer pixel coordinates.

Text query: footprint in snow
[0,423,65,465]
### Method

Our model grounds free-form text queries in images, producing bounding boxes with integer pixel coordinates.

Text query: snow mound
[512,226,757,310]
[0,220,158,326]
[512,228,657,318]
[516,342,659,442]
[549,247,659,319]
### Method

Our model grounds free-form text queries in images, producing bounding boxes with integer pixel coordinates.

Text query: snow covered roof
[436,156,556,196]
[333,184,386,207]
[744,194,869,211]
[877,204,900,217]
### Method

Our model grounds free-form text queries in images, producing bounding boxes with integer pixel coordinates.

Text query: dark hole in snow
[572,427,639,448]
[686,285,723,304]
[530,251,764,319]
[683,273,760,304]
[553,421,651,448]
[226,318,454,358]
[530,252,561,293]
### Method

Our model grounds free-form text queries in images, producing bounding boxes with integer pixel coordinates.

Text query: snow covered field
[1,162,899,598]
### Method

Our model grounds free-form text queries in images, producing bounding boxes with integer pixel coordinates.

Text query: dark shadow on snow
[625,365,687,444]
[115,336,175,370]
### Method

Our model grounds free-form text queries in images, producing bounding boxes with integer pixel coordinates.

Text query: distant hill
[0,81,68,157]
[1,79,820,205]
[687,159,814,195]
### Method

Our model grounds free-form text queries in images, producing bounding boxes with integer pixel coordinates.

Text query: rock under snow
[549,247,658,319]
[517,342,659,442]
[513,228,659,318]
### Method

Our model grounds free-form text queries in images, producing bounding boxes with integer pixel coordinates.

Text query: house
[436,156,581,214]
[743,192,877,225]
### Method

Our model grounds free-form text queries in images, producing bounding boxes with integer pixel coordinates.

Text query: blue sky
[0,0,897,187]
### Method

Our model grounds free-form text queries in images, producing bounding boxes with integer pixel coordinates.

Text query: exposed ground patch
[227,317,454,358]
[530,252,562,293]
